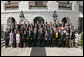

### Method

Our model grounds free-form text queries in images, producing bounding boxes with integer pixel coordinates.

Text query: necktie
[41,31,43,35]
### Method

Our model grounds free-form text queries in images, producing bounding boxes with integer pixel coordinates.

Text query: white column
[19,1,29,11]
[1,1,6,11]
[72,1,79,11]
[48,1,58,10]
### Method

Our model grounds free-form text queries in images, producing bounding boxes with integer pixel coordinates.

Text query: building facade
[1,1,83,31]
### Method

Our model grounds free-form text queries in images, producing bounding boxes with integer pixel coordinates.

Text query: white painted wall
[1,1,80,31]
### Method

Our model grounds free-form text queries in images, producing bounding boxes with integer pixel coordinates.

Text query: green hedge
[80,33,83,46]
[81,33,83,40]
[80,40,83,46]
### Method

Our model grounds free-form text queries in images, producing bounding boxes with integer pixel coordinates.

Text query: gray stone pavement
[45,47,83,56]
[1,47,83,56]
[1,47,32,56]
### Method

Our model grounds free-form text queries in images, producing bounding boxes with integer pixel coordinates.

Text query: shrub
[81,33,83,40]
[80,33,83,46]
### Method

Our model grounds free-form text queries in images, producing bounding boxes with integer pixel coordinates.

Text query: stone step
[1,41,5,44]
[1,43,5,47]
[1,38,5,41]
[1,39,5,47]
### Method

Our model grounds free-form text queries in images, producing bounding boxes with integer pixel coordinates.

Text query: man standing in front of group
[5,28,9,48]
[70,29,75,48]
[13,29,16,48]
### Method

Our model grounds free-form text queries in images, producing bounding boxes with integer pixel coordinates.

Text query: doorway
[7,17,16,28]
[33,16,44,25]
[62,17,70,27]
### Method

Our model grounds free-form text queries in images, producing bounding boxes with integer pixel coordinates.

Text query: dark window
[35,1,43,6]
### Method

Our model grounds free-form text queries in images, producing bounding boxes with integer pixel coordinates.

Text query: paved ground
[45,47,83,56]
[1,47,83,56]
[1,47,32,56]
[30,47,46,56]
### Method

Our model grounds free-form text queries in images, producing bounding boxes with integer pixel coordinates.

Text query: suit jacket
[31,30,34,39]
[23,34,27,40]
[42,29,45,38]
[20,33,23,40]
[20,28,24,34]
[38,31,43,39]
[27,30,34,38]
[61,33,66,39]
[5,31,9,39]
[18,24,21,31]
[13,33,16,41]
[27,30,31,38]
[58,32,61,39]
[37,24,40,29]
[49,32,54,39]
[28,24,30,28]
[45,34,49,40]
[71,32,75,40]
[33,30,37,39]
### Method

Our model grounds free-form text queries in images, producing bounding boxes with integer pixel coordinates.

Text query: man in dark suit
[33,28,37,47]
[38,28,44,47]
[18,24,21,31]
[49,29,54,47]
[20,25,24,34]
[37,21,40,29]
[42,28,45,47]
[30,28,34,47]
[20,30,24,48]
[16,24,19,31]
[58,30,62,47]
[70,29,75,48]
[27,27,34,47]
[5,28,9,48]
[13,29,16,48]
[45,30,49,47]
[61,31,66,48]
[37,29,40,47]
[28,28,31,47]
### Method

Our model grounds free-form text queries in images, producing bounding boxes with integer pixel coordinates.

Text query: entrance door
[62,17,70,27]
[33,17,44,25]
[7,17,16,28]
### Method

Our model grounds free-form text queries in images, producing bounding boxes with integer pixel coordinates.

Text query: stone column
[1,1,6,11]
[19,1,29,11]
[72,1,79,11]
[48,1,58,10]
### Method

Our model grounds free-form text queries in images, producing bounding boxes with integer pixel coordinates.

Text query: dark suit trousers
[5,38,9,47]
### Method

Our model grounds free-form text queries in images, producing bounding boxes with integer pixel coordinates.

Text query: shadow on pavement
[30,47,46,56]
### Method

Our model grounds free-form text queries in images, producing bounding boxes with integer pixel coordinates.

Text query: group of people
[5,20,80,48]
